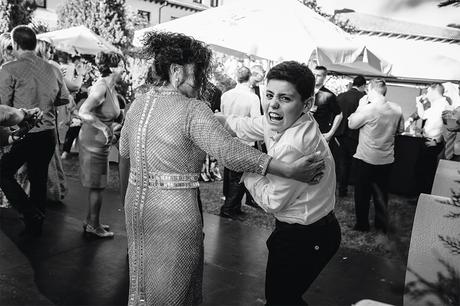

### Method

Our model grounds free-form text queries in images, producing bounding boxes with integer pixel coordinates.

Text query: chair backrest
[404,193,460,306]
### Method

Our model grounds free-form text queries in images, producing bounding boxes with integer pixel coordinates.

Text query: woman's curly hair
[96,51,124,77]
[141,31,212,93]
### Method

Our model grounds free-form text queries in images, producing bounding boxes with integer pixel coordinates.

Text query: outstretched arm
[188,101,325,183]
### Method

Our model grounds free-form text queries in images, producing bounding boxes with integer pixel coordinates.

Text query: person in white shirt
[348,79,404,233]
[219,66,262,219]
[409,83,451,194]
[218,61,340,305]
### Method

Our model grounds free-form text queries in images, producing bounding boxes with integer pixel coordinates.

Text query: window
[138,10,151,23]
[210,0,218,7]
[26,0,46,8]
[193,0,202,3]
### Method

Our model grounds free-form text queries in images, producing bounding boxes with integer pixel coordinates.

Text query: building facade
[31,0,221,28]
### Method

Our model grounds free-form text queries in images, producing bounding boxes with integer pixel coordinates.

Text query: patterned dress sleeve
[119,104,132,159]
[186,99,271,175]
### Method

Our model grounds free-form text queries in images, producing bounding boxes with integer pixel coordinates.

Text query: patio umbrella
[38,26,120,55]
[133,0,391,76]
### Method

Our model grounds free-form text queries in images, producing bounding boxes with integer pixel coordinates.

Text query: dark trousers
[353,158,392,231]
[62,125,81,153]
[415,141,444,194]
[0,130,56,216]
[336,136,358,194]
[221,168,252,214]
[265,213,341,305]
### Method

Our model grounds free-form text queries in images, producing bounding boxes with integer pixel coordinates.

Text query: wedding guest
[218,61,339,305]
[119,31,325,305]
[0,26,69,236]
[78,51,124,238]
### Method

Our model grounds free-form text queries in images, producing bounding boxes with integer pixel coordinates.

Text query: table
[389,134,425,196]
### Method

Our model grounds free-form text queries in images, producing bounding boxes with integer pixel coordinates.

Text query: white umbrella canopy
[355,35,460,82]
[134,0,391,76]
[37,26,120,55]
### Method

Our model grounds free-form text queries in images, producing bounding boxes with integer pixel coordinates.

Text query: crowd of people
[1,24,460,305]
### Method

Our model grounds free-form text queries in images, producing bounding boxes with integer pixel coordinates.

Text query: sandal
[84,224,114,238]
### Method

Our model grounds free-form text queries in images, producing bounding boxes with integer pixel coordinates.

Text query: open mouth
[268,112,283,122]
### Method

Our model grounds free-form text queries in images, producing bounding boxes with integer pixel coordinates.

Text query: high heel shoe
[84,224,114,238]
[82,222,110,231]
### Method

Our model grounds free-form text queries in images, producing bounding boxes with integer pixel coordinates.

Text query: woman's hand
[111,123,122,145]
[101,125,113,145]
[288,151,325,184]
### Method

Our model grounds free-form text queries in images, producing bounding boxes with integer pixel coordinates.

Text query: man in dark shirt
[311,66,342,139]
[0,26,69,236]
[335,75,366,197]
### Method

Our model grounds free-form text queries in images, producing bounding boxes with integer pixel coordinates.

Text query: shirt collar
[17,50,37,60]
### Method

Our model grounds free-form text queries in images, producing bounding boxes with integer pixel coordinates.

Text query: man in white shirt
[220,66,262,219]
[348,79,404,233]
[218,61,339,305]
[409,83,451,194]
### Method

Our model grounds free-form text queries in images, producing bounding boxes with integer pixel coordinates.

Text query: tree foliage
[56,0,147,49]
[298,0,356,33]
[0,0,36,33]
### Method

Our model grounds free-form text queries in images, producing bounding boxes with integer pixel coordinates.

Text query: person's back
[348,79,403,233]
[354,101,402,165]
[221,66,260,118]
[336,87,365,140]
[0,51,66,132]
[221,83,260,117]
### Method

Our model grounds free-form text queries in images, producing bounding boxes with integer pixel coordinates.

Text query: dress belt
[129,170,200,189]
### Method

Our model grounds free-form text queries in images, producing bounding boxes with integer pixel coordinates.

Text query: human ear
[170,64,184,88]
[303,96,314,112]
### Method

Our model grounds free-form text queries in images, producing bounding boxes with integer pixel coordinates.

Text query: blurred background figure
[36,38,68,203]
[348,79,404,233]
[219,66,261,220]
[335,75,366,197]
[78,51,124,238]
[0,26,69,236]
[408,83,451,194]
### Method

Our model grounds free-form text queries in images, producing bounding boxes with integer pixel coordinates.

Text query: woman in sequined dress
[119,32,325,305]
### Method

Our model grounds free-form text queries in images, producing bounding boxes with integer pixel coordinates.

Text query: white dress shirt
[349,98,404,165]
[418,96,451,141]
[221,83,261,146]
[226,112,336,225]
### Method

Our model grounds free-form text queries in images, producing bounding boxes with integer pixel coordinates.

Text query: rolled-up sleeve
[0,70,15,106]
[225,115,265,142]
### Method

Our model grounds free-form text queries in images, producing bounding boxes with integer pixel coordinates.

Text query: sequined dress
[119,87,270,305]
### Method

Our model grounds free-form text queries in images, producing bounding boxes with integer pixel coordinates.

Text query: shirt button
[314,245,320,251]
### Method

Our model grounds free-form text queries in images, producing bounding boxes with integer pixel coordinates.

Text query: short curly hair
[141,31,212,91]
[266,61,315,101]
[96,51,123,77]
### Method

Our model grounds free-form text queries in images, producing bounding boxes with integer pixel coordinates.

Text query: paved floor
[0,178,405,305]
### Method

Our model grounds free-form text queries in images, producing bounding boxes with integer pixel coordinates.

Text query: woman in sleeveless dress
[78,51,124,238]
[119,32,326,305]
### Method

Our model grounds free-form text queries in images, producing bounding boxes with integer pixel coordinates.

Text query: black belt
[275,211,336,229]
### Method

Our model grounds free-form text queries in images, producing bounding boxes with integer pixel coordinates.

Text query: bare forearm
[0,106,24,126]
[328,113,343,136]
[79,111,107,130]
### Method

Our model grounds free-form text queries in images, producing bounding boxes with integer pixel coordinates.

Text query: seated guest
[218,61,340,305]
